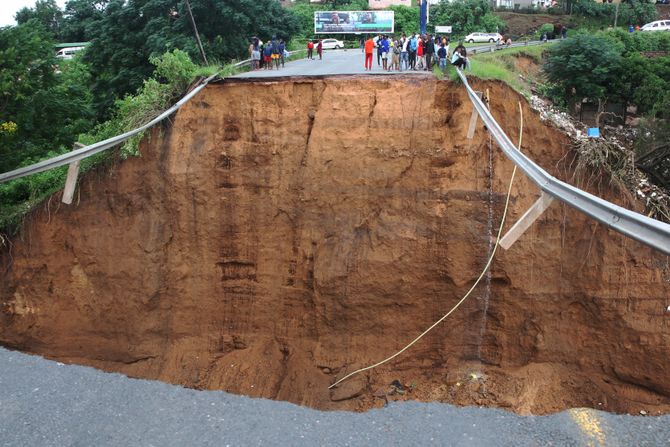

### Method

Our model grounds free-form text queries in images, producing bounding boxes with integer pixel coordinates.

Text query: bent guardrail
[0,73,216,184]
[455,68,670,256]
[1,48,668,255]
[0,49,306,184]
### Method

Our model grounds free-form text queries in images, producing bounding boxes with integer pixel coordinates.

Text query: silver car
[464,32,502,43]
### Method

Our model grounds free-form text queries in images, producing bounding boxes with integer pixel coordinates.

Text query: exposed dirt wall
[1,77,669,414]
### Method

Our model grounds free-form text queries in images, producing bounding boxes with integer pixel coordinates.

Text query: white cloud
[0,0,68,27]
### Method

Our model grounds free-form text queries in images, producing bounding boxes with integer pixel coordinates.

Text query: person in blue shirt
[381,36,390,70]
[263,44,273,70]
[451,46,466,69]
[409,34,418,70]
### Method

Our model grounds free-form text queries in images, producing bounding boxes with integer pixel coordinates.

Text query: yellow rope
[329,101,524,390]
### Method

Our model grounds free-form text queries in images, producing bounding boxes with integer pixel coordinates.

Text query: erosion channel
[1,77,669,415]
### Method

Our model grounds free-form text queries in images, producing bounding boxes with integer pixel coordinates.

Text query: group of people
[249,36,287,71]
[362,34,469,72]
[306,40,324,60]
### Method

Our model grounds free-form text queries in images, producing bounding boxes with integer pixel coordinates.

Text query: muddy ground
[1,77,669,415]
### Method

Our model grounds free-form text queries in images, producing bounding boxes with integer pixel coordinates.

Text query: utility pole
[184,0,208,65]
[420,0,427,34]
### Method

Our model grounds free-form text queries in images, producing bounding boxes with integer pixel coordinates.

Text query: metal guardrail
[469,39,548,54]
[0,49,306,184]
[455,68,670,255]
[1,45,668,254]
[0,73,216,184]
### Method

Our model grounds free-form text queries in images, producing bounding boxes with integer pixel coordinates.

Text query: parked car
[55,46,86,60]
[464,32,502,43]
[641,20,670,32]
[320,38,344,49]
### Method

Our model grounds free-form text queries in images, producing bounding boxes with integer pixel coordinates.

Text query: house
[492,0,535,8]
[368,0,412,9]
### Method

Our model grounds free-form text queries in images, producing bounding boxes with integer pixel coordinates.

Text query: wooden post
[466,91,483,139]
[62,142,84,205]
[499,192,554,250]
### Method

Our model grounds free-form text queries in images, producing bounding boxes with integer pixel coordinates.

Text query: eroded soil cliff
[1,77,669,414]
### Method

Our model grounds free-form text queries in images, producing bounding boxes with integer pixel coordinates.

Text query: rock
[390,379,405,391]
[330,377,366,402]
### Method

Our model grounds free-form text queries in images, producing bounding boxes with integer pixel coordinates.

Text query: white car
[641,20,670,32]
[55,46,86,60]
[464,32,502,43]
[320,38,344,49]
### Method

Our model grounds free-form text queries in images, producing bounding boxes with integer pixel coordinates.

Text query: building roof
[54,42,90,49]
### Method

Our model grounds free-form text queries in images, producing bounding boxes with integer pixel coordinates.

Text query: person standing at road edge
[307,40,314,59]
[364,36,375,70]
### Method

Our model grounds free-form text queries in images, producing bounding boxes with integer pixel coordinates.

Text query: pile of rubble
[529,95,670,222]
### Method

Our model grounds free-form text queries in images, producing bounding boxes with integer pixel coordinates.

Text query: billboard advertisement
[314,11,394,34]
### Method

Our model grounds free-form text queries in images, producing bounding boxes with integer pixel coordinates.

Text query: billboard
[314,11,394,34]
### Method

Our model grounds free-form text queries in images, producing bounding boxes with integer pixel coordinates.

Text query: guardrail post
[62,142,84,205]
[466,91,484,139]
[499,192,554,250]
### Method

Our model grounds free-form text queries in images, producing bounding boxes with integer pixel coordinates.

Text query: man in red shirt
[307,40,314,60]
[364,37,375,70]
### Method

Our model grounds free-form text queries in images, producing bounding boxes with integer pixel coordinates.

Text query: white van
[56,46,86,60]
[641,20,670,32]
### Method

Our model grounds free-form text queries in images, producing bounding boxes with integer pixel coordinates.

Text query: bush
[0,49,210,234]
[542,29,670,126]
[617,0,658,27]
[150,49,198,92]
[572,0,614,18]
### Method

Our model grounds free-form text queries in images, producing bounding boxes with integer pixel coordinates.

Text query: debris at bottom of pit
[330,377,366,402]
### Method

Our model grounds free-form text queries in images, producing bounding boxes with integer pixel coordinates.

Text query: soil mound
[1,77,669,414]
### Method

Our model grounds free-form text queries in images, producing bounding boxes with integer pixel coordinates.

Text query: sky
[0,0,67,27]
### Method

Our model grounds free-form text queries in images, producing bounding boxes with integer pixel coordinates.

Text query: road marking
[569,408,607,447]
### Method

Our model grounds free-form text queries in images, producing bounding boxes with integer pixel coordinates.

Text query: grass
[439,44,552,97]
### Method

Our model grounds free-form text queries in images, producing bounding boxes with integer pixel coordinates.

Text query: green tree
[617,0,657,28]
[430,0,505,38]
[60,0,110,42]
[389,5,419,35]
[544,33,624,125]
[15,0,64,38]
[0,19,96,173]
[0,21,58,171]
[84,0,301,118]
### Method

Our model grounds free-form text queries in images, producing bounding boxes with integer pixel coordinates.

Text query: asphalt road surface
[234,42,547,78]
[235,49,434,78]
[1,347,668,446]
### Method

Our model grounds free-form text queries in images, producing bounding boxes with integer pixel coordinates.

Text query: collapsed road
[1,50,669,444]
